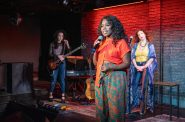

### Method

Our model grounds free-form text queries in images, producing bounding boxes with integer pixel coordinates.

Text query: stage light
[57,0,69,6]
[63,0,69,6]
[9,12,23,26]
[93,1,144,11]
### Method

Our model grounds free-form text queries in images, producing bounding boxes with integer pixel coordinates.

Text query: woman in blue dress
[129,30,157,115]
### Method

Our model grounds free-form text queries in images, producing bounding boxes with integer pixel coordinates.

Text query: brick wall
[81,0,185,107]
[161,0,185,87]
[81,1,149,55]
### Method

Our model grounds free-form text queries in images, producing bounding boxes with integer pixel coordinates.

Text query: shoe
[61,99,65,103]
[61,95,65,103]
[48,94,53,102]
[147,107,154,113]
[140,112,144,116]
[48,97,53,102]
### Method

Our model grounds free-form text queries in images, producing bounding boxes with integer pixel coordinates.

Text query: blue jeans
[50,61,66,94]
[132,62,148,107]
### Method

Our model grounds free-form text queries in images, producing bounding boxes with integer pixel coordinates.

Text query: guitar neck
[56,46,81,63]
[64,46,81,58]
[54,44,85,63]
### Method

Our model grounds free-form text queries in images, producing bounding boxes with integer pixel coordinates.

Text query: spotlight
[63,0,69,6]
[9,13,23,26]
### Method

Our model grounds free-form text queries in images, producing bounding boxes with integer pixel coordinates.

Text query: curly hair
[97,15,128,45]
[132,30,153,45]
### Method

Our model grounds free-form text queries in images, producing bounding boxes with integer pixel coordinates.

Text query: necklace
[139,42,148,47]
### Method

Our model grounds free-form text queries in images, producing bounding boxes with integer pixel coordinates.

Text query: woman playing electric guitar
[48,29,71,103]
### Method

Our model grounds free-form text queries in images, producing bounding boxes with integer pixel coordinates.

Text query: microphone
[128,36,133,47]
[91,35,104,53]
[94,35,103,49]
[129,36,133,43]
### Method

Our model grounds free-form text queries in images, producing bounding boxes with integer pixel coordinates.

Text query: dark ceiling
[0,0,143,16]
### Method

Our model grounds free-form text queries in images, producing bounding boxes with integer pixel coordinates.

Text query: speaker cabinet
[0,64,6,90]
[5,62,33,94]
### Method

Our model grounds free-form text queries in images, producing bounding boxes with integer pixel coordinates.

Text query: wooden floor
[1,99,185,122]
[0,80,185,122]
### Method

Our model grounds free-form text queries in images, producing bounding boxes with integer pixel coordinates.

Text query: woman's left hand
[101,62,112,72]
[101,65,107,72]
[136,65,146,71]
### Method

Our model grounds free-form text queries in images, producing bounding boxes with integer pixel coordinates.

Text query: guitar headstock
[80,43,87,49]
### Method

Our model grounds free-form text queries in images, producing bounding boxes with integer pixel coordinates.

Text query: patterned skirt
[95,69,128,122]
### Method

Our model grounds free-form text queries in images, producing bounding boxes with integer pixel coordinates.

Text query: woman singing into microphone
[93,15,131,122]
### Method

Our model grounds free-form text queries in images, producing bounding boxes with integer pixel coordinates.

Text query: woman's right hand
[136,65,143,71]
[58,55,65,61]
[93,38,101,47]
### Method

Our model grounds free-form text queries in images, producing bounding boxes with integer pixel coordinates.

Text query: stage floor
[40,98,96,119]
[1,92,185,122]
[1,98,96,122]
[2,80,184,122]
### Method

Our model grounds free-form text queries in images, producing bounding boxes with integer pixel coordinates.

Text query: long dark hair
[53,29,67,48]
[97,15,128,45]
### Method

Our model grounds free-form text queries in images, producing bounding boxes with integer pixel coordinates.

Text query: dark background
[39,12,81,80]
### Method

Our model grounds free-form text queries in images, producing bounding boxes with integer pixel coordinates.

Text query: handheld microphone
[91,35,104,53]
[94,35,103,49]
[129,36,133,43]
[128,36,133,47]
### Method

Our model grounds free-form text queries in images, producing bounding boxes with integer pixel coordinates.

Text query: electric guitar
[85,55,95,100]
[48,43,86,70]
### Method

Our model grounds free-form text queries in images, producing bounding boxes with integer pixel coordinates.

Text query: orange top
[94,38,130,87]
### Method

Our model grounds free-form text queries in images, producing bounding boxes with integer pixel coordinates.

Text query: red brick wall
[81,0,185,106]
[81,1,149,55]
